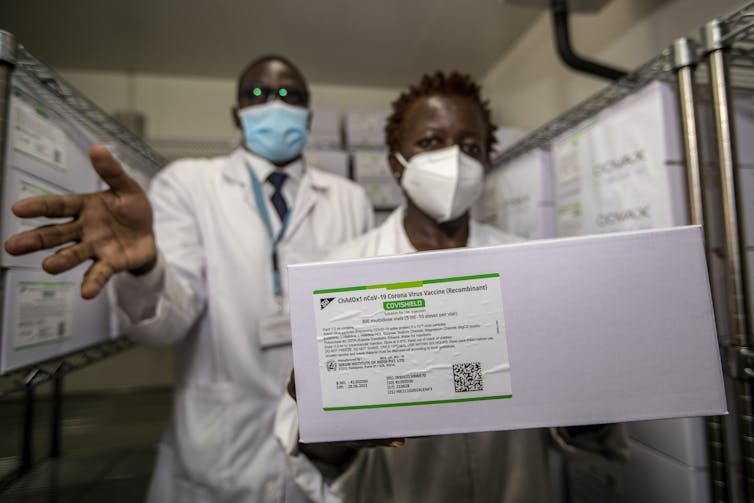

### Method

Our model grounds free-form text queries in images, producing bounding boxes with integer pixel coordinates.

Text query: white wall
[483,0,743,130]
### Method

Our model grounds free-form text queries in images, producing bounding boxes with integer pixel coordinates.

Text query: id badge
[258,312,292,348]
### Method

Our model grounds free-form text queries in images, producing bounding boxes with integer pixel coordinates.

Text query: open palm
[4,145,157,299]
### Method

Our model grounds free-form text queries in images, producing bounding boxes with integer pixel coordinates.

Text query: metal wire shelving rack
[491,2,754,501]
[491,48,675,168]
[0,32,164,492]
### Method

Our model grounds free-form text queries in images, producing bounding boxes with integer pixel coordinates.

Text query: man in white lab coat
[5,55,374,502]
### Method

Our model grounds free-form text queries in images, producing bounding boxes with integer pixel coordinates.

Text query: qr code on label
[453,362,483,392]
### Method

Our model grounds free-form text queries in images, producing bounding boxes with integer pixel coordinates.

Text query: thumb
[89,144,142,194]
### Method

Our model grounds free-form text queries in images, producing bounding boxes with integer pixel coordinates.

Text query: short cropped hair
[237,55,308,100]
[385,71,496,154]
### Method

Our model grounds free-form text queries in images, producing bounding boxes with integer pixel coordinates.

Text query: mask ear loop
[394,152,409,167]
[393,152,408,179]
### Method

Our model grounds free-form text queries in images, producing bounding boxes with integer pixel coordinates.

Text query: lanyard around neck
[246,162,292,298]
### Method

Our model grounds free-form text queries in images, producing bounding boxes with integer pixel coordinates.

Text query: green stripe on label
[313,273,499,294]
[383,298,425,311]
[313,285,367,294]
[323,394,512,411]
[18,281,73,287]
[423,273,499,284]
[368,281,423,290]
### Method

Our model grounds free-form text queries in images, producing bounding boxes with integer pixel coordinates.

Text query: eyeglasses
[238,83,310,107]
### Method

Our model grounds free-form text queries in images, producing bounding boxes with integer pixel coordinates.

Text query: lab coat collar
[223,147,306,186]
[222,147,334,239]
[222,147,334,191]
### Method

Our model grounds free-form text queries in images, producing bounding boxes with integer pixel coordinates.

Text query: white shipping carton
[345,110,389,149]
[288,226,726,442]
[309,108,342,150]
[495,148,556,239]
[6,80,99,195]
[1,167,69,268]
[353,150,391,180]
[0,265,112,373]
[304,149,350,179]
[553,81,687,237]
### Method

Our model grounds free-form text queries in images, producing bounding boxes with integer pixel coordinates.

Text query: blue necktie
[266,171,289,223]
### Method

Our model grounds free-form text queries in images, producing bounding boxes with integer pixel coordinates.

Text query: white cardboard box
[288,226,726,442]
[345,110,389,149]
[6,80,99,195]
[309,108,342,150]
[0,265,112,373]
[552,81,687,237]
[304,149,350,179]
[1,167,69,268]
[352,150,391,180]
[495,148,556,239]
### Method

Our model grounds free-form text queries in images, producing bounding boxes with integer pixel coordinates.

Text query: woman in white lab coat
[276,71,627,503]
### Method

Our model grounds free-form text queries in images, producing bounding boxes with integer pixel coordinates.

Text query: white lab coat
[112,147,373,503]
[275,208,627,503]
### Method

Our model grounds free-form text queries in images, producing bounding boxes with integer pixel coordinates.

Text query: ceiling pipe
[550,0,627,80]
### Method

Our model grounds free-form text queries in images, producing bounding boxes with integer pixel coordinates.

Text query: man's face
[233,59,310,131]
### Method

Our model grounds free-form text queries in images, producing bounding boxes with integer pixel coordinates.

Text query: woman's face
[390,94,489,179]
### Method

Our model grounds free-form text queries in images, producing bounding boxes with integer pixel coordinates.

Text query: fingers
[305,438,407,451]
[11,194,84,219]
[353,438,405,449]
[42,242,93,275]
[4,221,81,255]
[287,369,297,400]
[24,239,112,298]
[81,260,114,299]
[89,144,142,195]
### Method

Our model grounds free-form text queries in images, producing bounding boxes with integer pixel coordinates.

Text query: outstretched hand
[4,145,157,299]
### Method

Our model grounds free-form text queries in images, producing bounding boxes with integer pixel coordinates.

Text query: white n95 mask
[395,145,485,223]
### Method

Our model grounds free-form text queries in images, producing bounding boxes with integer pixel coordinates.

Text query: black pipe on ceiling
[551,0,627,81]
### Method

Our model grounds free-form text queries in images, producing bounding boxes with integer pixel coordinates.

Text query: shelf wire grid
[0,43,165,393]
[492,48,676,168]
[12,45,165,178]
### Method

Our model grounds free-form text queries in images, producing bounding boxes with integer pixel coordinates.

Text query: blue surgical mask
[238,101,309,163]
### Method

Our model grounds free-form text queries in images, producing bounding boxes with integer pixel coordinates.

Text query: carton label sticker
[14,281,74,350]
[313,273,512,411]
[10,88,67,171]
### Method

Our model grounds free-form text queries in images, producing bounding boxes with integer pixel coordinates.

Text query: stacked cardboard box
[0,80,113,373]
